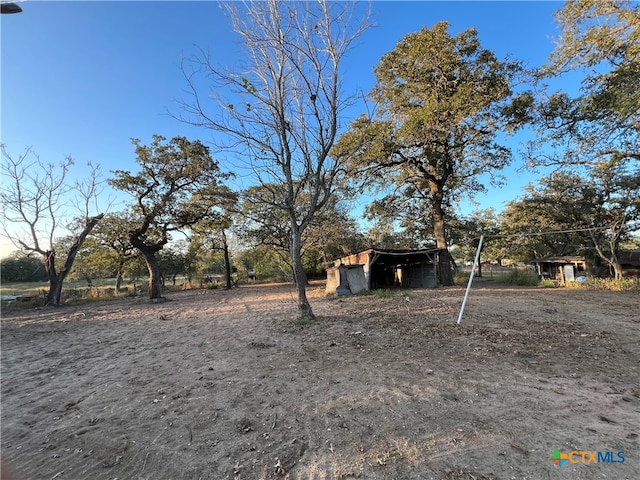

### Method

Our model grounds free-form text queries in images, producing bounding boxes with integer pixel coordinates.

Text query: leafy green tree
[1,145,104,305]
[61,233,104,286]
[0,253,47,282]
[190,187,238,289]
[499,166,640,278]
[239,185,366,279]
[333,22,526,285]
[529,0,639,167]
[450,209,502,269]
[191,231,239,287]
[498,174,591,261]
[234,245,292,282]
[78,211,140,291]
[522,1,639,279]
[178,0,370,319]
[585,163,640,278]
[157,245,186,286]
[363,187,455,250]
[238,184,290,259]
[238,184,294,280]
[301,197,368,274]
[109,136,230,299]
[549,0,638,72]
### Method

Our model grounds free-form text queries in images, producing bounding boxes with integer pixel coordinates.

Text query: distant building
[326,248,443,295]
[531,250,640,284]
[530,256,587,285]
[618,250,640,278]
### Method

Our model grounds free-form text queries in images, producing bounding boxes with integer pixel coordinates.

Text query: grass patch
[0,279,143,311]
[565,277,640,291]
[292,317,310,327]
[1,296,45,312]
[373,289,397,298]
[454,270,471,284]
[0,281,49,298]
[497,268,540,286]
[537,279,559,288]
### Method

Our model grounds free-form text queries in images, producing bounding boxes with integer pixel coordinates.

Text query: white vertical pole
[457,235,484,325]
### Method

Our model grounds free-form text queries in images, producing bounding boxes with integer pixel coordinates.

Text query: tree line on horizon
[1,1,638,315]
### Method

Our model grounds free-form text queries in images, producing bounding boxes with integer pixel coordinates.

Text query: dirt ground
[1,281,638,480]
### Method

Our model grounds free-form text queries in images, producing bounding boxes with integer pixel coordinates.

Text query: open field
[1,281,639,479]
[0,278,182,303]
[1,278,196,310]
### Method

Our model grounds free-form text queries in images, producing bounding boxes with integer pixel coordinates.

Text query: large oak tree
[332,22,526,285]
[109,135,230,299]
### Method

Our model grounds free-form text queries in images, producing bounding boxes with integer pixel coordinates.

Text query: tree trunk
[431,191,455,286]
[43,251,67,306]
[290,229,314,320]
[141,250,163,299]
[590,228,624,281]
[46,274,67,306]
[115,273,123,292]
[610,259,623,280]
[437,249,455,286]
[222,230,232,290]
[43,214,104,306]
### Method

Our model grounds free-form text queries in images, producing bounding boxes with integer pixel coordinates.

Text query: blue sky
[1,0,578,255]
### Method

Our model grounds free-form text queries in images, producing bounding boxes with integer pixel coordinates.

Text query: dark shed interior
[369,250,438,289]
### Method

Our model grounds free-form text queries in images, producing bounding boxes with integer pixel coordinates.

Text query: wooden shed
[531,256,587,285]
[326,248,441,295]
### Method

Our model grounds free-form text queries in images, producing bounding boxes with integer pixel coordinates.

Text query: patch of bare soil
[1,281,639,480]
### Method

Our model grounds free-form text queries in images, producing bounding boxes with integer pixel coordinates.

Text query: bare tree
[177,0,369,319]
[1,145,105,305]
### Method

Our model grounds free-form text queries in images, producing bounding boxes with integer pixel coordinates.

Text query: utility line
[473,226,611,241]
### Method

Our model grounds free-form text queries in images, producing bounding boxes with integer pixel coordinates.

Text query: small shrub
[292,317,309,327]
[537,279,559,288]
[80,286,115,299]
[207,283,219,290]
[454,270,471,284]
[612,277,640,291]
[102,287,117,298]
[63,288,85,301]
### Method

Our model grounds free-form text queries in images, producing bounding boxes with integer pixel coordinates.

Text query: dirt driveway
[1,281,639,479]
